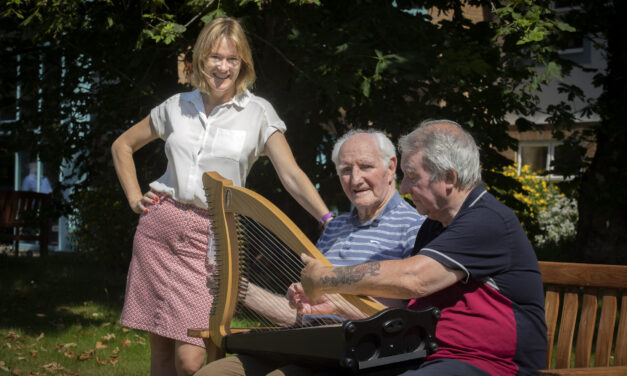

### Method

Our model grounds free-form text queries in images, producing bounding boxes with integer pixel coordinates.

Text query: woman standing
[111,17,333,376]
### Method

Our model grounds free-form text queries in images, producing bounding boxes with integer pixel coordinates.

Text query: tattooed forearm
[320,262,381,287]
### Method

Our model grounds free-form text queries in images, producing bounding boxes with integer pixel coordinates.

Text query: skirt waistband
[152,191,210,217]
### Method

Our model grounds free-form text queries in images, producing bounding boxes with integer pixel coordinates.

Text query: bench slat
[616,295,627,366]
[545,287,561,368]
[574,289,597,367]
[555,289,579,368]
[595,290,618,367]
[540,262,627,289]
[538,365,627,375]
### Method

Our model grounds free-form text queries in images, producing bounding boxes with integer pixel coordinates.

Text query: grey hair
[331,129,396,172]
[398,119,481,190]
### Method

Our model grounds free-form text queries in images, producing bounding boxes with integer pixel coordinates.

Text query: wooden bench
[538,261,627,375]
[190,261,627,375]
[0,190,51,257]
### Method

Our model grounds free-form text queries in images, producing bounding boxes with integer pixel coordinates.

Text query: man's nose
[350,167,364,184]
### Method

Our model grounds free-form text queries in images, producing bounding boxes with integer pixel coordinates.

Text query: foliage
[0,0,573,260]
[492,0,575,91]
[498,165,578,253]
[0,253,150,375]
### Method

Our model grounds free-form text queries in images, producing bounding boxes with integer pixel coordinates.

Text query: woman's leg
[175,341,207,376]
[150,333,176,376]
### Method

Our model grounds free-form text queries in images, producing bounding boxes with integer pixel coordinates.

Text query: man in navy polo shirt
[298,120,547,375]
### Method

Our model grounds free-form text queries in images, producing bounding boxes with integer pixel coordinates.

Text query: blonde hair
[190,17,256,96]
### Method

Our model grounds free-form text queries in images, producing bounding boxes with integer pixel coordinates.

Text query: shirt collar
[459,182,487,211]
[183,89,252,115]
[350,191,405,227]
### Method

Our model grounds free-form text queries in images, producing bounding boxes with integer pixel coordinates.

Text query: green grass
[0,253,150,375]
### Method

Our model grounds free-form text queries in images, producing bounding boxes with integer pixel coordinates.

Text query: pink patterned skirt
[120,193,214,347]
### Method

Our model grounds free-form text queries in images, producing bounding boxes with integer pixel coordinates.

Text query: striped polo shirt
[316,191,425,266]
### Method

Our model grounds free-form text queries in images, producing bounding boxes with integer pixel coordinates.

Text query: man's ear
[388,156,398,174]
[387,156,398,184]
[444,169,458,187]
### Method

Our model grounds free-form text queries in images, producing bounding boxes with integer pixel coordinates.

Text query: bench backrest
[0,190,49,227]
[539,261,627,369]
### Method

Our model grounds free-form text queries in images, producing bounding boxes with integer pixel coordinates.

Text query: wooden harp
[195,171,439,371]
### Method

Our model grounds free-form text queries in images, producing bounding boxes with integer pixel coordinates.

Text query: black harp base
[223,306,441,374]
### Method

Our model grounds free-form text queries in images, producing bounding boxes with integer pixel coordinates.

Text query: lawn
[0,252,150,375]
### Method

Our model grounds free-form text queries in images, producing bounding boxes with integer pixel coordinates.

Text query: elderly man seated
[295,120,547,376]
[194,129,425,376]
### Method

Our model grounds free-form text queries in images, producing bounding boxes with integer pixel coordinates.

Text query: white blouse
[148,89,286,208]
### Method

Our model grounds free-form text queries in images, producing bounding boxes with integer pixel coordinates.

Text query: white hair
[331,129,396,173]
[398,119,481,189]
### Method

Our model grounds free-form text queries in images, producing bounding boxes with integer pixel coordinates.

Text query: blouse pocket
[211,127,246,161]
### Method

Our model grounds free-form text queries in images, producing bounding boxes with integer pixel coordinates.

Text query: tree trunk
[575,0,627,265]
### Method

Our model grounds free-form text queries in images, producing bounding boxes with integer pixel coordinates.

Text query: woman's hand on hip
[131,191,160,214]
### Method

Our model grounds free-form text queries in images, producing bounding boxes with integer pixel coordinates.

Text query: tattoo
[320,262,381,287]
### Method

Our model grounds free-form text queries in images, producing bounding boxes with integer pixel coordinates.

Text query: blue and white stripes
[316,192,425,266]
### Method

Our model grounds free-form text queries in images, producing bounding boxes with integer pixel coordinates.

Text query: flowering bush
[500,164,578,248]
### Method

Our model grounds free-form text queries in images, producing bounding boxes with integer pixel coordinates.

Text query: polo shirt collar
[350,191,405,227]
[459,183,488,212]
[183,89,252,116]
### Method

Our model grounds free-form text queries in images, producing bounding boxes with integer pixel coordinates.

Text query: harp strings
[233,214,365,329]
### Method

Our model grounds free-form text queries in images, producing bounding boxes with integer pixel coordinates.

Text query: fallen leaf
[11,369,20,375]
[119,339,131,347]
[41,362,64,371]
[101,334,115,343]
[121,328,130,333]
[5,331,20,340]
[133,334,146,345]
[77,349,94,361]
[94,342,107,350]
[109,354,119,365]
[91,313,101,318]
[29,351,37,358]
[63,350,75,359]
[35,333,44,342]
[101,323,111,327]
[34,314,46,318]
[95,357,107,365]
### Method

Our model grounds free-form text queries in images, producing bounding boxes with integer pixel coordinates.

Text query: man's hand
[287,282,337,315]
[300,253,329,303]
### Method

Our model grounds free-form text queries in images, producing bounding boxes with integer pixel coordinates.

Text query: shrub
[500,164,578,250]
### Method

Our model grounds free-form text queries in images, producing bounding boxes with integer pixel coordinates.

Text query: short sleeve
[149,99,168,139]
[257,99,287,155]
[419,208,512,280]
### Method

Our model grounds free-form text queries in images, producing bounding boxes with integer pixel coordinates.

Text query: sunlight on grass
[0,254,151,375]
[1,302,150,375]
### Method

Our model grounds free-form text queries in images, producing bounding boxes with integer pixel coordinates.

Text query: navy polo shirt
[408,183,547,376]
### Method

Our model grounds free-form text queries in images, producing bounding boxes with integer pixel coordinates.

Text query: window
[517,141,567,180]
[552,1,585,55]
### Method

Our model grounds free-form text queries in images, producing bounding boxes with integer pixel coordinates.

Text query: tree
[566,1,627,264]
[0,0,560,261]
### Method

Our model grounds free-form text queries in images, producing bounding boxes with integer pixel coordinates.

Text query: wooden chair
[0,190,51,256]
